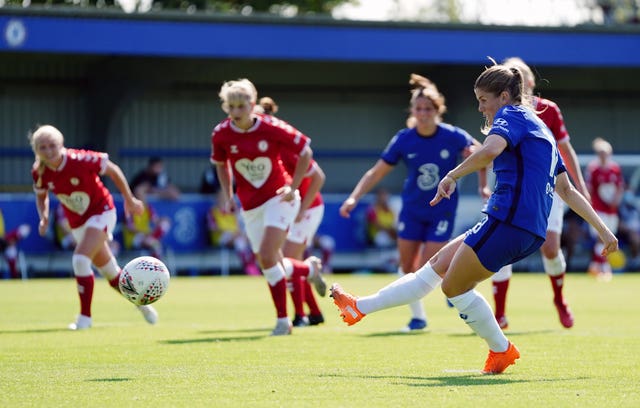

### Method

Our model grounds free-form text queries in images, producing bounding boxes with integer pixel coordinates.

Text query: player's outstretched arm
[556,172,618,255]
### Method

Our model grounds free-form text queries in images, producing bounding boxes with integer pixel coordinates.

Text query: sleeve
[488,108,517,148]
[274,122,310,156]
[31,167,48,193]
[95,151,109,175]
[457,127,475,150]
[555,149,567,176]
[74,149,108,175]
[380,131,403,165]
[545,101,570,144]
[210,126,227,164]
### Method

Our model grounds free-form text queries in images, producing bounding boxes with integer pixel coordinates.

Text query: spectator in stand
[366,188,398,248]
[210,78,326,336]
[122,194,171,260]
[491,57,592,330]
[130,156,181,201]
[259,95,329,326]
[363,188,399,272]
[29,124,158,330]
[199,163,221,195]
[339,73,487,332]
[0,208,30,279]
[206,190,260,276]
[586,137,625,281]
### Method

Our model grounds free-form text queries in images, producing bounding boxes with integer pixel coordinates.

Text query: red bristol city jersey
[32,149,114,229]
[534,97,569,144]
[210,115,310,211]
[587,160,624,215]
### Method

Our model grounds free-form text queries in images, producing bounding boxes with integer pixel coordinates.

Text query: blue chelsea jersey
[380,123,474,216]
[485,105,567,238]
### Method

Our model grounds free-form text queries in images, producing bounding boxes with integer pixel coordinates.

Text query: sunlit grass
[1,272,639,407]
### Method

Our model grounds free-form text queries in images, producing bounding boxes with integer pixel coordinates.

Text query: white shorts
[242,192,301,253]
[287,204,324,245]
[547,192,565,234]
[71,208,117,243]
[589,211,619,239]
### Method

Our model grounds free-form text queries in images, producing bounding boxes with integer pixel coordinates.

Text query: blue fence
[0,193,373,255]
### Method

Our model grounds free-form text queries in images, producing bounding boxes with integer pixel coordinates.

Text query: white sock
[358,263,441,315]
[397,269,427,321]
[96,257,120,281]
[447,289,509,352]
[71,254,93,277]
[542,252,566,277]
[263,264,286,286]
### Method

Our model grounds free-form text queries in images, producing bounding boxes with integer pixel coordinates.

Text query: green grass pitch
[1,272,639,407]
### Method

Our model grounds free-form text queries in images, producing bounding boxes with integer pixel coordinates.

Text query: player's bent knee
[72,254,93,277]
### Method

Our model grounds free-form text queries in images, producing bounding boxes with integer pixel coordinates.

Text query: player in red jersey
[280,146,327,327]
[490,57,591,330]
[258,96,328,327]
[586,137,625,281]
[210,80,326,336]
[29,124,158,330]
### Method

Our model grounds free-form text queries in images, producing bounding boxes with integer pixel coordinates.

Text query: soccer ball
[119,256,170,306]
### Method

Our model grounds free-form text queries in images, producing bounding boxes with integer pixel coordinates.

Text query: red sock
[592,250,607,264]
[4,230,19,242]
[321,249,332,268]
[549,273,565,304]
[304,280,322,315]
[493,279,509,319]
[108,272,121,292]
[287,257,311,279]
[75,275,95,317]
[7,258,19,279]
[268,278,288,318]
[289,276,306,316]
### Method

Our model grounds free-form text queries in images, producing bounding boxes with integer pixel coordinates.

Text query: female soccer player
[586,137,624,281]
[210,79,326,336]
[339,73,488,332]
[491,57,592,330]
[30,124,158,330]
[330,62,618,374]
[258,95,328,327]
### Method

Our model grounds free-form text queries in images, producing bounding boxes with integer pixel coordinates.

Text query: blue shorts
[397,206,455,243]
[463,215,544,273]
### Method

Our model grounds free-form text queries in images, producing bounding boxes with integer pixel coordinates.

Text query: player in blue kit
[339,73,488,332]
[331,62,618,374]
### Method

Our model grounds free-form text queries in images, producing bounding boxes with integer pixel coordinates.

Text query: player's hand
[599,230,619,256]
[38,218,49,237]
[339,197,357,218]
[223,198,237,213]
[126,197,145,216]
[430,175,457,206]
[277,185,295,202]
